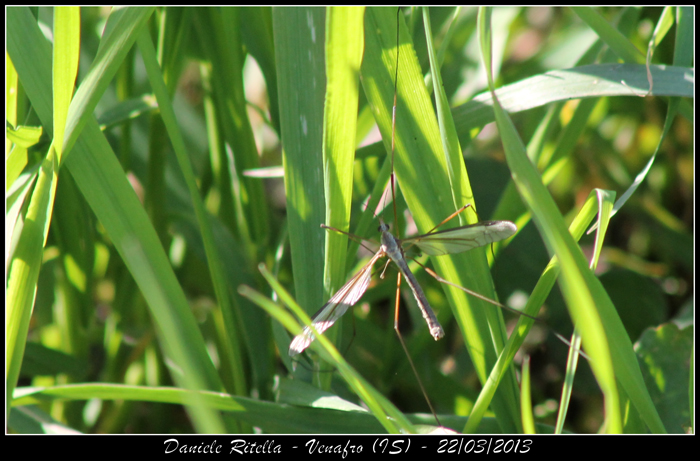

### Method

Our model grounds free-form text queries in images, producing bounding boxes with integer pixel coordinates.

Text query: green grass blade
[319,7,366,382]
[62,7,154,159]
[272,7,327,336]
[422,7,463,219]
[52,7,80,158]
[12,382,411,433]
[571,7,645,63]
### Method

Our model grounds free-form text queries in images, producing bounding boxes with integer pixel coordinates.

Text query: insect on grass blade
[287,8,530,429]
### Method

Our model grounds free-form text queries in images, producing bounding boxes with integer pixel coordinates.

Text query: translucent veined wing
[288,250,385,356]
[403,221,517,256]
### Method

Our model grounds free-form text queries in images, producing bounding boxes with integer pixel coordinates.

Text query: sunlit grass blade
[318,6,366,378]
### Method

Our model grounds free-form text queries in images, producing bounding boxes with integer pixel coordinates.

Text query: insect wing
[406,221,517,256]
[288,251,384,356]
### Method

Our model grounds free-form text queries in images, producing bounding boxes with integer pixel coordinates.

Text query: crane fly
[289,8,519,359]
[287,8,527,428]
[288,214,517,356]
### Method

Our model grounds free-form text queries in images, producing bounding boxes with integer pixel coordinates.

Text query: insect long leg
[423,203,474,235]
[417,261,588,358]
[393,270,442,427]
[418,263,537,320]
